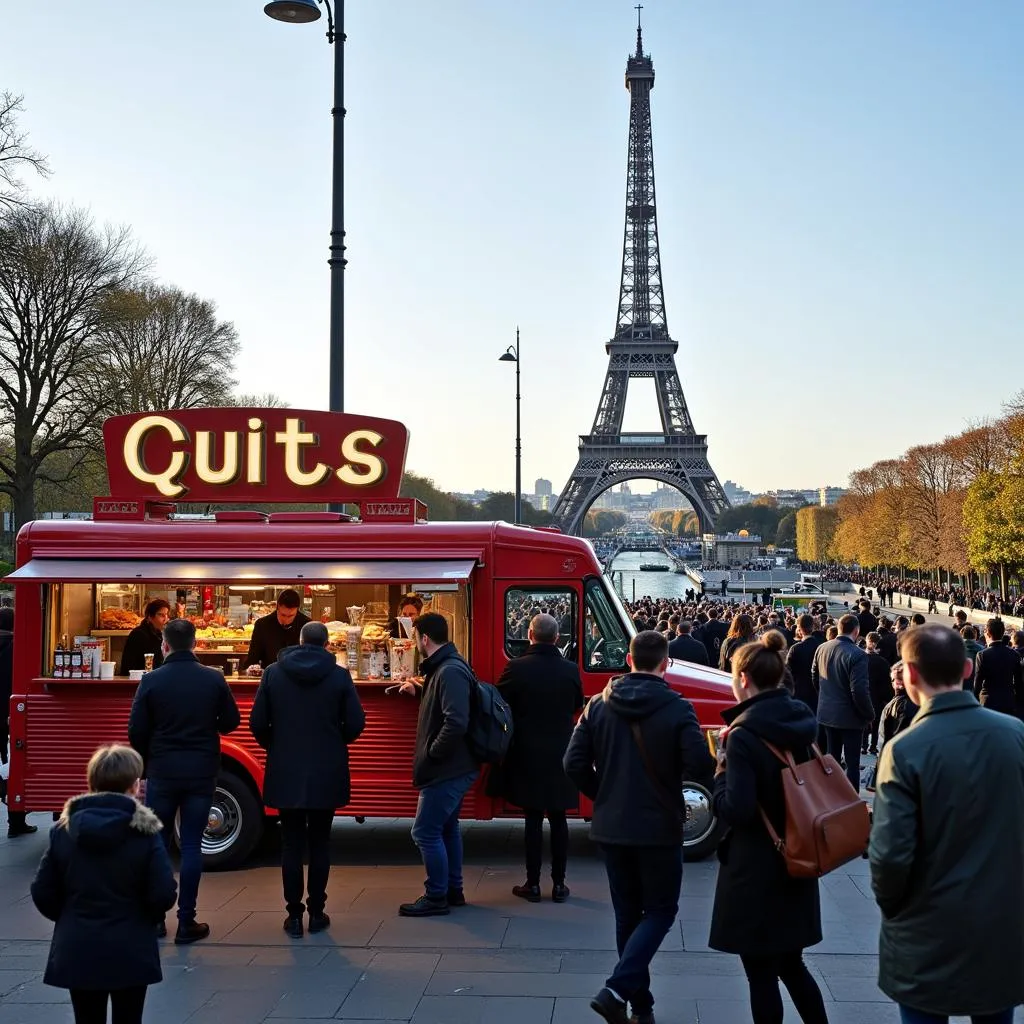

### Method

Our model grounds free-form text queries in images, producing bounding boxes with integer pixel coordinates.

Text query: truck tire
[173,770,264,871]
[681,780,724,862]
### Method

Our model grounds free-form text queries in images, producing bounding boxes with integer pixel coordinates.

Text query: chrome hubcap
[176,786,242,857]
[681,784,715,847]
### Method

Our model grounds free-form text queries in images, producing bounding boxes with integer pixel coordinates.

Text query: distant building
[819,486,847,506]
[723,480,754,506]
[773,490,814,509]
[534,478,553,497]
[702,532,764,565]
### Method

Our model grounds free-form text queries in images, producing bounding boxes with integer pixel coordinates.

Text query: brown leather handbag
[758,742,870,878]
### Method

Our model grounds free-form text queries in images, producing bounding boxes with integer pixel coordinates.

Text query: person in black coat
[701,607,729,666]
[864,633,894,754]
[31,745,177,1024]
[857,599,878,640]
[0,606,36,837]
[488,613,584,904]
[668,620,710,667]
[118,598,169,676]
[879,663,918,748]
[785,614,823,713]
[974,618,1023,715]
[128,619,240,944]
[876,617,899,666]
[564,631,714,1024]
[710,632,829,1024]
[242,589,310,672]
[250,621,366,937]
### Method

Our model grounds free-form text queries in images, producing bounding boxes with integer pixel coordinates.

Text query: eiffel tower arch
[552,14,729,537]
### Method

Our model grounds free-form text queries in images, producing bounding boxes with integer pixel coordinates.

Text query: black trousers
[279,808,334,917]
[740,953,828,1024]
[523,808,569,885]
[70,987,147,1024]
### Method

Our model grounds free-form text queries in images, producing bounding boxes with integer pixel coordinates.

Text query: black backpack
[466,672,514,765]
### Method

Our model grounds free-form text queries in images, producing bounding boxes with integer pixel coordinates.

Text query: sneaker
[398,894,449,917]
[552,883,570,903]
[156,920,167,939]
[590,987,630,1024]
[308,912,330,934]
[174,921,211,945]
[512,883,542,903]
[446,889,466,907]
[283,915,304,938]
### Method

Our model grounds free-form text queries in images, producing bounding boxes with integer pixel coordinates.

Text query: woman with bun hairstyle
[709,630,829,1024]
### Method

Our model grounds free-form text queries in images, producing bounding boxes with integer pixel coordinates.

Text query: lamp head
[264,0,321,24]
[499,349,518,363]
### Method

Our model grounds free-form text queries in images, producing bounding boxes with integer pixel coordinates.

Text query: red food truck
[5,408,733,868]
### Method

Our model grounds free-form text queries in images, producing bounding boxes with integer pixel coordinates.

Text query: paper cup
[99,661,115,679]
[129,669,145,681]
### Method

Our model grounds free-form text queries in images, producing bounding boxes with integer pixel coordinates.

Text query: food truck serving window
[38,564,473,681]
[504,588,577,660]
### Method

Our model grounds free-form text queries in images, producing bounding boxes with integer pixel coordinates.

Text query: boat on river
[639,563,670,572]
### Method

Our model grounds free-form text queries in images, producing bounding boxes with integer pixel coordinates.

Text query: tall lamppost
[264,0,346,413]
[498,330,521,525]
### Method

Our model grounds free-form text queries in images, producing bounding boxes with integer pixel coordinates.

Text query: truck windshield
[583,577,633,671]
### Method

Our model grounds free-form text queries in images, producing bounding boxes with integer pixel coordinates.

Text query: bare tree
[95,284,239,413]
[0,92,50,210]
[0,204,146,530]
[231,392,289,408]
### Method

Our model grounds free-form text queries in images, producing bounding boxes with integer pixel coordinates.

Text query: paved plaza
[3,798,1002,1024]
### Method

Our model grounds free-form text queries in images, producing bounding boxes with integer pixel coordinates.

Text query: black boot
[512,883,542,903]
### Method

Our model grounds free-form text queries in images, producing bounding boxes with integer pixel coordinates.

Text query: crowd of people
[817,565,1024,617]
[18,586,1024,1024]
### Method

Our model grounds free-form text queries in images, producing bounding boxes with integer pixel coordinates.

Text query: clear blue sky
[5,2,1022,498]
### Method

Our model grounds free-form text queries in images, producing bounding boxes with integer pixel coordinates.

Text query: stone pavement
[0,805,1013,1024]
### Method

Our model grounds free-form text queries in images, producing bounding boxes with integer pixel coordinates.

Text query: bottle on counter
[53,638,66,678]
[69,645,83,679]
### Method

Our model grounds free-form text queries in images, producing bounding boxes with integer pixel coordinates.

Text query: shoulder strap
[629,721,680,817]
[754,738,826,853]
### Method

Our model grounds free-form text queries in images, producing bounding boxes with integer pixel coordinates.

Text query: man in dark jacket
[0,606,36,837]
[490,613,584,904]
[393,613,479,917]
[812,613,873,790]
[250,621,365,937]
[564,630,714,1024]
[242,589,310,672]
[128,619,240,944]
[876,616,899,666]
[865,632,894,755]
[871,625,1024,1020]
[973,617,1022,715]
[701,606,729,666]
[857,599,878,640]
[118,599,169,676]
[668,621,710,668]
[785,614,823,713]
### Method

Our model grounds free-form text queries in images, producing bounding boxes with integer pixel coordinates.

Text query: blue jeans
[147,777,214,923]
[900,1007,1014,1024]
[411,772,478,898]
[601,843,682,1015]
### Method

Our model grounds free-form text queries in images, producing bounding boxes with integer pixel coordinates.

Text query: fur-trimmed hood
[59,792,162,850]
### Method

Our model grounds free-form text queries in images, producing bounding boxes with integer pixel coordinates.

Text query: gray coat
[870,690,1024,1016]
[811,635,873,729]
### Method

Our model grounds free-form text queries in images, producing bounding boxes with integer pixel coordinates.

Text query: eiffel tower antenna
[551,17,729,536]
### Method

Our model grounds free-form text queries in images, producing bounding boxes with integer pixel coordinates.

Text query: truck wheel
[681,781,724,862]
[173,771,263,871]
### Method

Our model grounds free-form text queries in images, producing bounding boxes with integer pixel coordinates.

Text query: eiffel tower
[552,11,729,536]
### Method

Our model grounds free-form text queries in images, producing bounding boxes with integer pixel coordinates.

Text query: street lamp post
[498,330,521,525]
[265,0,346,413]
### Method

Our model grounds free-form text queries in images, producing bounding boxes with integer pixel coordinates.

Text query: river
[608,549,696,602]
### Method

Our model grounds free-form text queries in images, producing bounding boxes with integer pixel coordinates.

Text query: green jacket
[869,689,1024,1016]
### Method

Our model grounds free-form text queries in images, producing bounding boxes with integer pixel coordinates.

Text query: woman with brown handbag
[709,631,830,1024]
